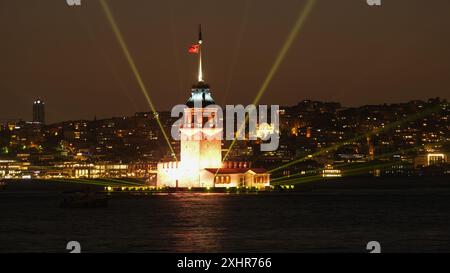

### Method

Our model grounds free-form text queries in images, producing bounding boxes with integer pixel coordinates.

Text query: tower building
[157,26,270,189]
[33,98,45,124]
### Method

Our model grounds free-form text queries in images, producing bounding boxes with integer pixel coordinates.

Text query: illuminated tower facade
[178,81,222,187]
[33,98,45,124]
[177,25,222,187]
[157,25,222,188]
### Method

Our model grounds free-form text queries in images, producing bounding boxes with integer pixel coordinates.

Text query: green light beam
[270,145,426,182]
[273,161,398,186]
[220,0,317,170]
[269,103,445,174]
[99,0,177,161]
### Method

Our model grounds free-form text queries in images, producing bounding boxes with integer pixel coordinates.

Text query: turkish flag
[188,44,200,54]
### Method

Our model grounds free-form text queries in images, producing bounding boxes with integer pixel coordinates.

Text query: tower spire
[198,24,203,82]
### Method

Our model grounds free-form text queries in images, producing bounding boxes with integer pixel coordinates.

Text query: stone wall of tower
[179,137,221,187]
[199,139,221,169]
[176,104,223,187]
[157,161,181,187]
[179,139,201,187]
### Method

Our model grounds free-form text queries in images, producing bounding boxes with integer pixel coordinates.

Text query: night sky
[0,0,449,123]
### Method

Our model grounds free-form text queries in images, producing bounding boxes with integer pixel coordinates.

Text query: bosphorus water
[1,178,450,253]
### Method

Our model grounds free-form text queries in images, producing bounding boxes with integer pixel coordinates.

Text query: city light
[269,103,446,174]
[1,0,450,257]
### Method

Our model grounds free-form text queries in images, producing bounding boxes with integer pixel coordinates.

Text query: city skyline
[2,96,448,125]
[1,0,450,123]
[1,1,450,255]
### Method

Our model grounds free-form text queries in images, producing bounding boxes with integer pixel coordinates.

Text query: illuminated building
[322,164,342,178]
[33,98,45,124]
[0,160,30,179]
[427,153,446,166]
[157,27,270,188]
[306,126,311,138]
[52,162,130,179]
[414,153,448,168]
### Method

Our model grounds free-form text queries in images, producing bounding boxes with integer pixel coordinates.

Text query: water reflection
[1,191,450,252]
[169,193,227,252]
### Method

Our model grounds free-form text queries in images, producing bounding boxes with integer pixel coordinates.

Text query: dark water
[1,182,450,252]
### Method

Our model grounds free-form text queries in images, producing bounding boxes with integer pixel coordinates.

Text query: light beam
[222,0,317,164]
[269,103,445,174]
[99,0,177,160]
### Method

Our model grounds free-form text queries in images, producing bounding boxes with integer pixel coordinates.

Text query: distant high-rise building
[33,98,45,124]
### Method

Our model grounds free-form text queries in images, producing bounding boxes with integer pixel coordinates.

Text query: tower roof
[186,81,215,108]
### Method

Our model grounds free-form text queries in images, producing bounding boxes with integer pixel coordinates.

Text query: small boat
[60,191,108,209]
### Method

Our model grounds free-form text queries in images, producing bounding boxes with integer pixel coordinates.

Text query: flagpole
[198,24,203,83]
[198,47,203,82]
